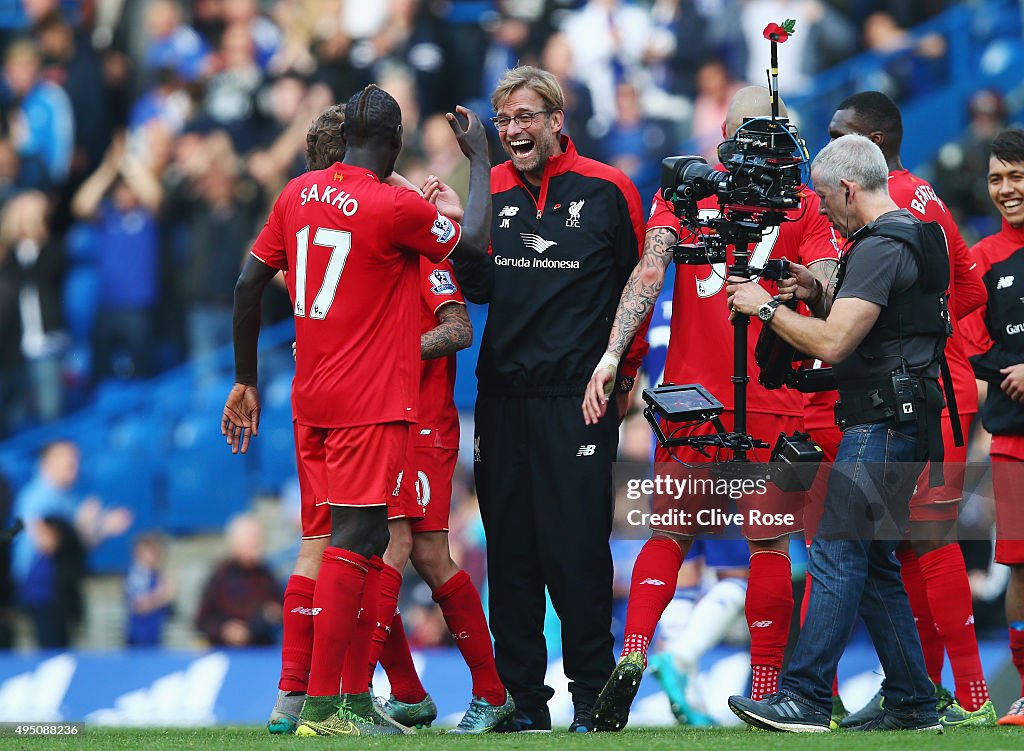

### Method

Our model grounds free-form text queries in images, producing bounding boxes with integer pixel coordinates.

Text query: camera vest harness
[833,220,960,485]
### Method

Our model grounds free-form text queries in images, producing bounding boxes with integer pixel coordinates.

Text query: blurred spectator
[647,0,715,100]
[539,32,598,158]
[71,132,163,380]
[932,89,1009,240]
[18,515,85,647]
[690,58,745,163]
[562,0,654,132]
[1,38,74,189]
[858,10,947,100]
[0,472,13,648]
[35,10,114,181]
[598,80,673,202]
[195,513,282,647]
[163,129,263,372]
[141,0,210,85]
[203,21,265,151]
[222,0,281,71]
[10,440,132,647]
[124,532,175,647]
[0,191,67,427]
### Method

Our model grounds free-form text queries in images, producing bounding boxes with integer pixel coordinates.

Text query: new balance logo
[639,578,666,586]
[998,275,1015,290]
[291,607,322,616]
[499,205,519,217]
[521,233,558,254]
[576,444,596,456]
[751,620,774,628]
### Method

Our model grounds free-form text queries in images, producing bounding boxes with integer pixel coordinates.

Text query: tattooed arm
[421,302,472,360]
[582,226,677,425]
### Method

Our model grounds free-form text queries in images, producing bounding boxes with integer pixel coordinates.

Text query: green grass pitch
[12,726,1022,750]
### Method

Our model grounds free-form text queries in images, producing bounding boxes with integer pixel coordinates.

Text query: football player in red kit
[222,85,492,736]
[582,86,837,731]
[966,128,1024,726]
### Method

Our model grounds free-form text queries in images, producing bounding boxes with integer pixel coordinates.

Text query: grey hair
[811,134,889,192]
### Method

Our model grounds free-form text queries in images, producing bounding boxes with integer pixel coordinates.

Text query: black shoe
[728,693,831,733]
[840,689,884,728]
[493,705,551,733]
[569,703,594,733]
[845,709,942,732]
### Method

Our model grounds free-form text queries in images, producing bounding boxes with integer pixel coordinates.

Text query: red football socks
[1011,626,1024,697]
[279,574,316,692]
[365,562,403,684]
[621,537,683,666]
[919,544,989,710]
[896,547,945,685]
[747,549,792,700]
[306,547,369,697]
[380,611,428,704]
[341,555,383,694]
[434,570,505,706]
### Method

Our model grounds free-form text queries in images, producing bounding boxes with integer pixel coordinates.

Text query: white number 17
[294,225,352,319]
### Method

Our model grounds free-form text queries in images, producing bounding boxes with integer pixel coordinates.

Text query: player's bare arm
[445,106,491,261]
[222,256,278,454]
[777,257,839,318]
[421,303,472,360]
[582,227,675,425]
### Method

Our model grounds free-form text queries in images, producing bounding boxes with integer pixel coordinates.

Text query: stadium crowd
[0,0,1023,737]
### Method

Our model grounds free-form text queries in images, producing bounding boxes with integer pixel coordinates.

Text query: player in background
[302,121,515,733]
[819,91,994,729]
[582,86,837,731]
[222,84,492,736]
[966,127,1024,726]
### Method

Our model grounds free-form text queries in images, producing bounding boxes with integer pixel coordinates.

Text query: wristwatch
[758,298,781,322]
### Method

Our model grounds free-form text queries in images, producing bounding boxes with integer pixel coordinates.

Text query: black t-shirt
[834,209,942,382]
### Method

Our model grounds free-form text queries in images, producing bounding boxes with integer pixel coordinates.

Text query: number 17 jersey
[250,162,461,429]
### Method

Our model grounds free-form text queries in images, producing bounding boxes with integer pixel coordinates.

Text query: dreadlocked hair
[343,84,402,146]
[306,104,346,170]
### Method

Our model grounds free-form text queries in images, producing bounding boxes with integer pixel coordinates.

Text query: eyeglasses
[490,110,554,131]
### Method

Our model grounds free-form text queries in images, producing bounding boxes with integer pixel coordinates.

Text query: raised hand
[446,105,488,163]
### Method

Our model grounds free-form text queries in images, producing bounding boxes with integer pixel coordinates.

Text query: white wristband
[593,352,621,398]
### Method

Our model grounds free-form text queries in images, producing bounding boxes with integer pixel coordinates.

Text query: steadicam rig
[641,19,822,489]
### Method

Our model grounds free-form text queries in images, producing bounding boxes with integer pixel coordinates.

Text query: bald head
[725,86,788,139]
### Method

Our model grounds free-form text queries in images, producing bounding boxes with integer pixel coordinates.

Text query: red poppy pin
[763,19,796,43]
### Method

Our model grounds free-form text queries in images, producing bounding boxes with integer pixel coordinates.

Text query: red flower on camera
[763,19,796,43]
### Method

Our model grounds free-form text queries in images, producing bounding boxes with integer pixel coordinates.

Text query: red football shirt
[416,258,463,449]
[647,188,838,417]
[887,169,983,416]
[250,162,461,428]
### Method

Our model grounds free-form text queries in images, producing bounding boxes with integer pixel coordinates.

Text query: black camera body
[660,117,806,237]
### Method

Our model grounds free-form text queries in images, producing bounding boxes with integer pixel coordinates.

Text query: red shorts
[294,421,408,537]
[992,434,1024,564]
[908,412,975,522]
[650,411,805,540]
[390,426,428,522]
[409,447,458,533]
[802,423,842,542]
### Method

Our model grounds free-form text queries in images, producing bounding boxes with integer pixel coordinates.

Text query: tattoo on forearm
[607,228,675,358]
[421,305,472,359]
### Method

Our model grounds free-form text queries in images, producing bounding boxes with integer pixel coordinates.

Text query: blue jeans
[781,421,936,719]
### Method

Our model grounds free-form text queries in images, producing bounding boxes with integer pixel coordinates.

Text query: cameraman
[582,86,837,730]
[726,134,944,732]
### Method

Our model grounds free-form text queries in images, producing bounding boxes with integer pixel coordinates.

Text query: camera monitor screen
[642,384,724,422]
